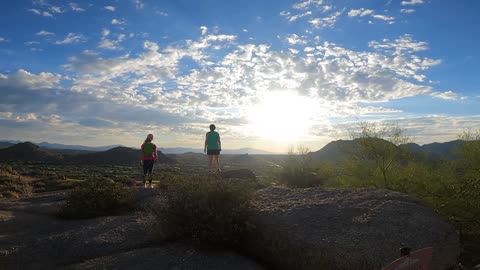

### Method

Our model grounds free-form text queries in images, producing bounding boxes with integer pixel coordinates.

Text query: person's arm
[204,133,208,152]
[217,134,221,150]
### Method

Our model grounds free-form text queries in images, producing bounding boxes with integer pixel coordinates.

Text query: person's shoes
[149,183,153,188]
[144,183,148,188]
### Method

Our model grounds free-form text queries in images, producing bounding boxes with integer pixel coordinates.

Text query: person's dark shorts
[143,159,154,175]
[207,149,221,155]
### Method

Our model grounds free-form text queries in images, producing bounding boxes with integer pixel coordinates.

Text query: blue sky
[0,0,479,153]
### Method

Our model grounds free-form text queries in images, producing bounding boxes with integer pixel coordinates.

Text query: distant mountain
[0,142,62,162]
[311,139,467,162]
[308,139,363,162]
[0,142,14,149]
[37,142,122,152]
[66,146,174,165]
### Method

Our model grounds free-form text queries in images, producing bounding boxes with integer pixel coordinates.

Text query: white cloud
[402,0,424,5]
[200,26,208,35]
[400,9,416,14]
[0,37,8,43]
[28,8,53,17]
[309,10,343,29]
[55,33,86,45]
[293,0,324,10]
[133,0,144,9]
[430,91,466,101]
[372,14,395,21]
[287,34,307,45]
[104,6,115,12]
[24,41,40,46]
[69,3,85,12]
[348,8,374,17]
[36,30,55,36]
[156,10,168,16]
[102,28,110,37]
[111,19,127,25]
[49,6,63,13]
[98,33,126,50]
[0,69,62,89]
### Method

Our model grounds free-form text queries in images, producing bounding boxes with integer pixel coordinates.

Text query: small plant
[277,146,324,188]
[151,174,255,248]
[60,179,136,219]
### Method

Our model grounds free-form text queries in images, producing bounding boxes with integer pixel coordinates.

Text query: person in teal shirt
[204,124,221,171]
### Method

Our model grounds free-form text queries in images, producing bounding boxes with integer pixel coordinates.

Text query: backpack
[143,143,154,157]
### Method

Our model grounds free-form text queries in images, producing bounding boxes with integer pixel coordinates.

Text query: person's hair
[209,124,216,131]
[144,138,151,144]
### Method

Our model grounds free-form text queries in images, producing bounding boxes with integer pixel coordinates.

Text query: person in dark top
[204,124,221,171]
[140,134,157,188]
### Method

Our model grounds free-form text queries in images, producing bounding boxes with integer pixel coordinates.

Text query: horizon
[1,1,479,153]
[0,136,467,155]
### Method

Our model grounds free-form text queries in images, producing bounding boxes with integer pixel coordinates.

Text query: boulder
[244,186,460,270]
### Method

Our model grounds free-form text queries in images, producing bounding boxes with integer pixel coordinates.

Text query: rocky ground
[0,171,469,270]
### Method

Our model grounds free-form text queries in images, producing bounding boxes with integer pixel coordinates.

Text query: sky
[0,0,479,153]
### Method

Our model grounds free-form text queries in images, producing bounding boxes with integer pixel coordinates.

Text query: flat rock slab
[245,187,460,270]
[61,245,266,270]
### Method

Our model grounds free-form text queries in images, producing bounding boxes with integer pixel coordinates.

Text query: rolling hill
[0,142,62,162]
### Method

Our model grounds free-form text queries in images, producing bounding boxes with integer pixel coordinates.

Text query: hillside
[0,142,62,162]
[310,139,468,162]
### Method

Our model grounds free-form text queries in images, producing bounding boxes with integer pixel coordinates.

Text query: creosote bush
[151,174,255,248]
[60,179,135,219]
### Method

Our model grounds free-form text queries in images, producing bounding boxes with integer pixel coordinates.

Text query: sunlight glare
[248,91,316,142]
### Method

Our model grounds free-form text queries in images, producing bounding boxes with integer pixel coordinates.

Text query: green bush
[151,174,255,248]
[60,179,136,219]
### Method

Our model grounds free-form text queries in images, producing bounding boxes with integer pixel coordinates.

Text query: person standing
[204,124,221,172]
[140,134,158,188]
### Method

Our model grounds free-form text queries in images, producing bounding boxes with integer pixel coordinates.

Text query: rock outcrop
[244,186,460,270]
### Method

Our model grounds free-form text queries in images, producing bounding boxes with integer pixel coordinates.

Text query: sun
[248,91,316,142]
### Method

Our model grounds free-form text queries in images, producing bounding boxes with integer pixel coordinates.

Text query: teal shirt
[206,131,220,150]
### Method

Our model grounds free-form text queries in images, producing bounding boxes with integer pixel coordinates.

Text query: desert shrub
[60,179,136,219]
[1,190,19,199]
[277,146,325,188]
[151,174,255,248]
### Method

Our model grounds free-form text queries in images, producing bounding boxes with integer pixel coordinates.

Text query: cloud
[372,14,395,21]
[133,0,144,9]
[36,30,55,36]
[401,0,424,5]
[49,6,63,14]
[400,9,416,14]
[200,26,208,35]
[69,3,85,12]
[24,41,40,46]
[28,8,53,17]
[348,8,374,17]
[309,10,343,29]
[98,33,126,50]
[111,19,127,25]
[0,69,62,90]
[293,0,324,10]
[104,6,115,12]
[287,34,307,45]
[430,91,466,101]
[155,10,168,16]
[0,37,8,43]
[55,33,86,45]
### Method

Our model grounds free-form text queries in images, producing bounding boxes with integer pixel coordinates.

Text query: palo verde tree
[350,122,410,189]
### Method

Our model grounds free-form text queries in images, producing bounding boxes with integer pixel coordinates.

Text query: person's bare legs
[207,155,213,171]
[213,155,220,171]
